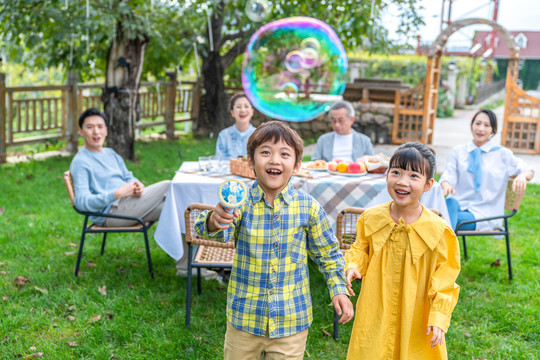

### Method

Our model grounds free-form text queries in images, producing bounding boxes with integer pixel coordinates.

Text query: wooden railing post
[0,73,6,163]
[66,71,79,153]
[191,80,202,130]
[164,71,177,139]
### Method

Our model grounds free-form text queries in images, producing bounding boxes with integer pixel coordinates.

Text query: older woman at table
[215,92,256,160]
[439,109,534,231]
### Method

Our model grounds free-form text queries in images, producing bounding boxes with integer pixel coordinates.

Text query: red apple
[334,159,343,164]
[347,162,361,173]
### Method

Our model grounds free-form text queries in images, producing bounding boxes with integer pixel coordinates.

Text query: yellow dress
[345,202,460,360]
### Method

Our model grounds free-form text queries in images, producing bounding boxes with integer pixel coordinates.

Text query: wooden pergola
[392,18,540,154]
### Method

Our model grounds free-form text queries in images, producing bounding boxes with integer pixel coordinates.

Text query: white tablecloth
[154,162,449,260]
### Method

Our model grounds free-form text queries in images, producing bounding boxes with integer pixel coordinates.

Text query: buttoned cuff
[428,311,451,333]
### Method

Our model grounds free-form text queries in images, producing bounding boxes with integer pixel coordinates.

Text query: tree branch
[216,31,243,50]
[220,39,249,70]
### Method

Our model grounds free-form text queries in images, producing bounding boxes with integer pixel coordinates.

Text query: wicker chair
[333,207,365,340]
[455,179,524,280]
[63,171,155,278]
[184,203,235,327]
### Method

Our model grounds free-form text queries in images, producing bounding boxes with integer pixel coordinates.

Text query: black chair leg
[186,245,193,327]
[504,221,513,280]
[333,309,339,340]
[197,268,202,295]
[100,233,107,255]
[143,229,154,279]
[462,236,468,259]
[74,218,89,277]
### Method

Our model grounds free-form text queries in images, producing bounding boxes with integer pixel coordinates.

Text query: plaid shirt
[195,180,348,338]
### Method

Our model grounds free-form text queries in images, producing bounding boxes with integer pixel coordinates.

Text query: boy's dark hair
[471,109,497,135]
[229,92,251,111]
[79,108,108,128]
[247,121,304,166]
[389,142,436,180]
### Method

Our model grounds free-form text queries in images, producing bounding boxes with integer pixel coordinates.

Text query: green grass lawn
[1,136,538,359]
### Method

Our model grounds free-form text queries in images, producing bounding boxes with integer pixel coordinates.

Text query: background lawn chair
[63,171,155,278]
[184,203,235,327]
[333,207,365,340]
[455,179,525,280]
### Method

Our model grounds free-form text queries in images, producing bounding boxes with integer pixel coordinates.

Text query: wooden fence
[0,71,201,163]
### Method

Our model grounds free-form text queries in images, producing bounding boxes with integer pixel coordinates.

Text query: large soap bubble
[242,17,348,122]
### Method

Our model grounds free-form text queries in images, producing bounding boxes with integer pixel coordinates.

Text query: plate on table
[328,170,367,177]
[302,161,328,172]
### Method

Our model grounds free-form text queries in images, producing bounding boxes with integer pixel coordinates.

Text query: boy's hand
[427,326,445,348]
[207,202,238,233]
[331,294,354,324]
[345,268,362,297]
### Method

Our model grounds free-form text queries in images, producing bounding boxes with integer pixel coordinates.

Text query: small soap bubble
[284,51,305,73]
[279,82,300,101]
[242,17,348,122]
[245,0,271,22]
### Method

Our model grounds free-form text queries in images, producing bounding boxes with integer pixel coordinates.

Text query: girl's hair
[471,109,498,135]
[229,92,251,111]
[247,121,304,166]
[389,142,436,180]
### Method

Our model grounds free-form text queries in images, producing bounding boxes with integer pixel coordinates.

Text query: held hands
[441,181,455,196]
[115,181,145,199]
[427,326,445,348]
[345,268,362,297]
[207,202,239,233]
[331,294,354,324]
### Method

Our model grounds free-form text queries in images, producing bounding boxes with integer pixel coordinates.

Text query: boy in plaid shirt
[195,121,353,359]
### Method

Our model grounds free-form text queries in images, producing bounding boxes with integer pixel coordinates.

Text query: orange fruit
[337,162,348,173]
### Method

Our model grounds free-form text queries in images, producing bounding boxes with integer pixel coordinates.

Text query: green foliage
[494,59,540,90]
[437,86,454,118]
[0,0,185,82]
[0,137,539,358]
[1,1,424,84]
[347,54,478,88]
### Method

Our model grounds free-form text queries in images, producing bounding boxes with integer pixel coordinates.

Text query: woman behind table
[439,109,534,231]
[215,92,256,160]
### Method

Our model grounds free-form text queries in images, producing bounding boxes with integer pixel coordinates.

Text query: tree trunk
[102,22,149,161]
[200,52,228,136]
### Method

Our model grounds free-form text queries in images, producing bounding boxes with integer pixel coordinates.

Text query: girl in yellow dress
[345,142,460,360]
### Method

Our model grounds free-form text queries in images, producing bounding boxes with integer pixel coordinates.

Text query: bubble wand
[218,179,248,241]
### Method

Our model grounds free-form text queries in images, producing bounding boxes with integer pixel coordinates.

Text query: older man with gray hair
[312,100,374,162]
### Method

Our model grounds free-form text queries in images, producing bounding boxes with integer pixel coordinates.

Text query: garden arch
[392,18,540,154]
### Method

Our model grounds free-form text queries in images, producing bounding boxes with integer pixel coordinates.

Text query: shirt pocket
[290,229,307,263]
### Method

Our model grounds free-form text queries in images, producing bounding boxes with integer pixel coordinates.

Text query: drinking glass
[198,156,210,172]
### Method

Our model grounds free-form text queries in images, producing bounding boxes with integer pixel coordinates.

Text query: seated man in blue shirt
[312,100,374,162]
[69,108,170,227]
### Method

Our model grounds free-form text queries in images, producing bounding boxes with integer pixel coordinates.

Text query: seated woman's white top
[439,140,533,231]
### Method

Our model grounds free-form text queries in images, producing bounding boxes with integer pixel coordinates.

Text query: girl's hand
[441,181,455,196]
[345,268,362,297]
[427,326,445,348]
